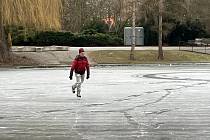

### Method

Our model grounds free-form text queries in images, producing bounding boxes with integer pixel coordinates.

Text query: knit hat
[79,48,84,54]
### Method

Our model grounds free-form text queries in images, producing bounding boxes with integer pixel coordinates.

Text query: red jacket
[70,55,90,76]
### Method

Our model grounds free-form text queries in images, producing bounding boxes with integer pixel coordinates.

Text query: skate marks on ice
[121,70,210,139]
[143,71,210,82]
[66,70,210,114]
[86,71,208,113]
[1,68,210,139]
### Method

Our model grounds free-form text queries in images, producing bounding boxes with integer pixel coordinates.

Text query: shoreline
[1,62,210,69]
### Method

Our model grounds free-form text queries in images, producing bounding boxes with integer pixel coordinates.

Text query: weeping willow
[2,0,62,30]
[0,0,62,62]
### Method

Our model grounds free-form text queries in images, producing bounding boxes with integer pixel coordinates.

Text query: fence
[179,38,210,55]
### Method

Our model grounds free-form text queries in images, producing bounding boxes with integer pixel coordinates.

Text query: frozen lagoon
[0,65,210,140]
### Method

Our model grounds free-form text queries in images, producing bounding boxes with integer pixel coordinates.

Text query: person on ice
[69,48,90,97]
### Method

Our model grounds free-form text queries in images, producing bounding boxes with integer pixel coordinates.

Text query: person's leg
[81,74,85,84]
[72,74,81,93]
[77,74,85,97]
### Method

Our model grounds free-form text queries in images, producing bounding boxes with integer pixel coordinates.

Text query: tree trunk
[0,0,10,63]
[0,0,4,62]
[158,0,164,60]
[130,0,136,60]
[0,0,2,39]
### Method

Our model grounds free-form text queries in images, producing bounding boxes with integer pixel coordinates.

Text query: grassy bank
[88,50,210,64]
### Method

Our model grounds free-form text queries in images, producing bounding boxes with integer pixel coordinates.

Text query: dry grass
[2,0,62,30]
[0,53,39,66]
[88,50,210,64]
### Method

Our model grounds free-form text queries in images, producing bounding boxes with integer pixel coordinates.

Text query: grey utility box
[124,27,144,46]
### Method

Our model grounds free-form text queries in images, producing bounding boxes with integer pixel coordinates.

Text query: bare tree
[62,0,135,33]
[63,0,107,32]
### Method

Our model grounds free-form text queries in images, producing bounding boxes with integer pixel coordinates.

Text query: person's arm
[86,58,90,79]
[69,59,77,80]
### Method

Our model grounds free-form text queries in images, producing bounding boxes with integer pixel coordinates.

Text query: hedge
[12,31,123,46]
